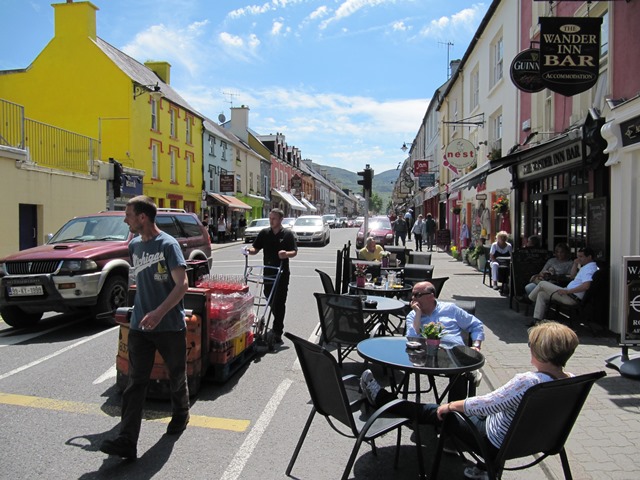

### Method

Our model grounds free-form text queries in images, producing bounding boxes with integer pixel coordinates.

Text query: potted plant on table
[421,321,444,355]
[355,263,367,287]
[380,250,390,268]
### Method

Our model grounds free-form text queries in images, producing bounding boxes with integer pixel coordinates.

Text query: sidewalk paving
[210,240,640,479]
[429,249,640,480]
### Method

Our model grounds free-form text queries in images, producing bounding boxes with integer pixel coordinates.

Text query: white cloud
[227,0,306,20]
[308,5,329,21]
[219,31,244,48]
[392,21,408,32]
[419,4,484,39]
[218,31,261,59]
[320,0,390,30]
[271,20,284,35]
[121,20,209,75]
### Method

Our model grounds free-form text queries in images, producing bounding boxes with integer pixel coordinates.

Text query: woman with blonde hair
[489,230,512,290]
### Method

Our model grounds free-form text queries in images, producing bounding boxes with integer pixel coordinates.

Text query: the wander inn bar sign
[539,16,602,96]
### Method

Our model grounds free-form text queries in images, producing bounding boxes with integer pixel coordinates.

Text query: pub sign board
[622,257,640,343]
[414,160,430,176]
[620,114,640,148]
[539,16,602,96]
[510,48,545,93]
[444,139,476,170]
[220,174,234,192]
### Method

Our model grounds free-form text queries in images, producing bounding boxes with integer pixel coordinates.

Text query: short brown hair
[270,208,284,218]
[528,321,578,367]
[127,195,157,222]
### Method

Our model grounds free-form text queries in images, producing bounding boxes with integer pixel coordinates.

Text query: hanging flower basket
[492,196,509,213]
[451,206,462,215]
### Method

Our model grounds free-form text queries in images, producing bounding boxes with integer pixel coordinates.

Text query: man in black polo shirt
[244,208,298,345]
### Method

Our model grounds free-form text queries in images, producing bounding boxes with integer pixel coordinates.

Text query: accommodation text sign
[539,16,602,96]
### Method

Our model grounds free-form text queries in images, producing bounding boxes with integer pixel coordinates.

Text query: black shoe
[267,331,283,345]
[167,413,190,435]
[100,437,137,459]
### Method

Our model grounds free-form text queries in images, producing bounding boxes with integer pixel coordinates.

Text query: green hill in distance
[311,163,400,209]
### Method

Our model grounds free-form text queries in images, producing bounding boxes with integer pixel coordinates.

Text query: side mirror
[46,233,54,243]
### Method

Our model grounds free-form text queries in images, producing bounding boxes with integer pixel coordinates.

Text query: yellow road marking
[0,392,250,432]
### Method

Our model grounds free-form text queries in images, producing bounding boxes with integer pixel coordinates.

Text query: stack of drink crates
[198,275,255,382]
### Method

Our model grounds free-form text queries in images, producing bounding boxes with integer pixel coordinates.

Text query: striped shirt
[463,371,573,448]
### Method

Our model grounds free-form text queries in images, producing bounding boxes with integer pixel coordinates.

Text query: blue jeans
[120,329,189,443]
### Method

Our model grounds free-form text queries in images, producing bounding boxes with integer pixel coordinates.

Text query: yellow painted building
[0,1,203,211]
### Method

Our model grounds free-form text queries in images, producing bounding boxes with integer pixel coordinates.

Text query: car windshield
[295,217,322,227]
[49,216,130,243]
[322,215,335,221]
[368,219,392,230]
[249,219,270,228]
[282,218,295,227]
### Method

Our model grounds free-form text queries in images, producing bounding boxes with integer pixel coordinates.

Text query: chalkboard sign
[510,248,553,298]
[436,229,451,252]
[587,197,607,261]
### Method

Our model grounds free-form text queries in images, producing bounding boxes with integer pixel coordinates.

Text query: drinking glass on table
[365,273,373,284]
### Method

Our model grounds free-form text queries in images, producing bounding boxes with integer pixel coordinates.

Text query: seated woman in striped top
[360,321,578,480]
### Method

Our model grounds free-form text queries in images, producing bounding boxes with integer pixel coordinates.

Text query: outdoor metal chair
[314,292,380,366]
[315,268,336,294]
[430,370,606,480]
[284,332,420,480]
[402,264,434,286]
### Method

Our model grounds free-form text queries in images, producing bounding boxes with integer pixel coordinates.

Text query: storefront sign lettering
[510,48,545,93]
[444,139,476,169]
[539,17,602,96]
[517,141,582,180]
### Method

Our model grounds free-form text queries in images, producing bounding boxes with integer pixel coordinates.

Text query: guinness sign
[539,16,602,96]
[510,48,545,93]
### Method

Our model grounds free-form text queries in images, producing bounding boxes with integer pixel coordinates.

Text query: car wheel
[93,276,128,324]
[0,306,42,328]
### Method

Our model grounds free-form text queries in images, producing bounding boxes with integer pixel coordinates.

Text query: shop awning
[272,189,307,212]
[246,193,268,201]
[207,192,252,211]
[299,197,318,212]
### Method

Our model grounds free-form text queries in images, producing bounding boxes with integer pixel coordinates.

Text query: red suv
[0,210,211,328]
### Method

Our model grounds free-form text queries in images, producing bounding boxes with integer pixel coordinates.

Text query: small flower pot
[425,338,441,355]
[381,257,389,267]
[356,276,366,287]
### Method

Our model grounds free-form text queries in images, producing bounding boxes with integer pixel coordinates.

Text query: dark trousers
[414,234,423,251]
[264,271,290,335]
[426,233,435,251]
[120,329,189,444]
[395,232,406,246]
[374,387,495,455]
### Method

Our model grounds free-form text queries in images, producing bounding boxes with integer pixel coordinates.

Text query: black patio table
[357,337,484,479]
[356,295,406,335]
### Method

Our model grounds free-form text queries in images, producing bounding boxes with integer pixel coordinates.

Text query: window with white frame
[236,174,241,193]
[471,67,480,110]
[186,153,192,185]
[249,172,254,192]
[491,111,503,153]
[151,143,159,178]
[263,175,268,196]
[170,149,177,183]
[170,109,176,138]
[151,99,158,131]
[491,36,503,87]
[185,116,192,144]
[221,142,227,161]
[209,167,215,190]
[209,135,215,156]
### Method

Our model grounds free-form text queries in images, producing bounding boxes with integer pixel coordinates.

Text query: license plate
[8,285,44,297]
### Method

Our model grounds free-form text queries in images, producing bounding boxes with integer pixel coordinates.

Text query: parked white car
[292,215,330,246]
[244,218,270,243]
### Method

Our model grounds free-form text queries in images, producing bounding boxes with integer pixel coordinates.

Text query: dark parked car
[0,210,211,328]
[355,216,394,249]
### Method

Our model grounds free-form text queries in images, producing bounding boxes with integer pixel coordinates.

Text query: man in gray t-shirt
[100,196,189,460]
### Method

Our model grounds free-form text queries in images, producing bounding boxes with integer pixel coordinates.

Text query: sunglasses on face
[412,291,434,298]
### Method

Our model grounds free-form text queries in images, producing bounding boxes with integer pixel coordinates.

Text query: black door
[19,204,38,250]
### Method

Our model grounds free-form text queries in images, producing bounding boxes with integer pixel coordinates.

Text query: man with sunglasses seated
[405,281,485,400]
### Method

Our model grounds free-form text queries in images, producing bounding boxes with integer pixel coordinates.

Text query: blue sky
[1,0,488,174]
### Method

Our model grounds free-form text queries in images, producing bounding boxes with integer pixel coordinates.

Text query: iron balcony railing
[1,98,97,174]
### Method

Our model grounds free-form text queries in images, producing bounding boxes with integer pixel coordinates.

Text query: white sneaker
[359,369,381,406]
[464,465,489,480]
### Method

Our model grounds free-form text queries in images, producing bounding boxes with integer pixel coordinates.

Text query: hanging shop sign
[444,139,476,170]
[290,174,302,193]
[220,174,234,192]
[539,16,602,96]
[510,48,545,93]
[419,174,435,188]
[413,160,430,176]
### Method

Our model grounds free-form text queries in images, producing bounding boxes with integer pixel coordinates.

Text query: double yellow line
[0,392,250,432]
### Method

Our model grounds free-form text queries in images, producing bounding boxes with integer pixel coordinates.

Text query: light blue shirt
[406,301,485,346]
[567,261,598,299]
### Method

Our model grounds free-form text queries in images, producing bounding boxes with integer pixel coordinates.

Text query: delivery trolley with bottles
[114,262,258,398]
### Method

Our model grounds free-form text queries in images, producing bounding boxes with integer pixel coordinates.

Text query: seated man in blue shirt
[527,247,598,326]
[406,281,485,400]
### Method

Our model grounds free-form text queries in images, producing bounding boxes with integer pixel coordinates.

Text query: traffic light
[582,108,608,168]
[357,165,374,196]
[110,158,123,198]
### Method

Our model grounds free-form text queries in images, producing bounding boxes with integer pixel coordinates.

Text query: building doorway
[547,194,569,248]
[19,203,38,250]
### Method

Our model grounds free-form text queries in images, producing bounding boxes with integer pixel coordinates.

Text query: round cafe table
[348,281,411,299]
